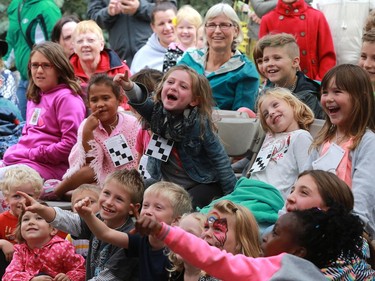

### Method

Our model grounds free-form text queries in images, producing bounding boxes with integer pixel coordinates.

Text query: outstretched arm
[17,191,56,222]
[75,197,130,248]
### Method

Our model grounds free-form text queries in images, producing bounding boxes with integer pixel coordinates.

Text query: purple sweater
[3,84,85,180]
[157,223,327,281]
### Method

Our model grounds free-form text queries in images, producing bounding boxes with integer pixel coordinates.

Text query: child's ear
[292,56,300,70]
[129,203,141,216]
[292,246,307,258]
[171,216,181,226]
[189,99,199,107]
[50,227,58,237]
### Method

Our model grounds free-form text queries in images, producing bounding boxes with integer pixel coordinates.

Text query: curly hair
[291,206,364,268]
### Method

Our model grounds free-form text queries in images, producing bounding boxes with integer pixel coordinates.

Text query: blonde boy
[0,165,43,275]
[75,181,192,280]
[18,169,144,280]
[66,184,100,258]
[359,29,375,91]
[261,33,324,119]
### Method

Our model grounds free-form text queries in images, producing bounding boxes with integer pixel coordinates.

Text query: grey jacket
[304,130,375,239]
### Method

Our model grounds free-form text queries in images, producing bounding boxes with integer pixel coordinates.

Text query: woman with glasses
[70,20,130,95]
[1,42,86,183]
[178,3,260,111]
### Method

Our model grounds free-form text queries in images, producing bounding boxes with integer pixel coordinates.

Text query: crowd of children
[2,0,375,279]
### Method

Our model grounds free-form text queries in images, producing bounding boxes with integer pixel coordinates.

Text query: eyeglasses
[205,23,234,31]
[30,62,54,70]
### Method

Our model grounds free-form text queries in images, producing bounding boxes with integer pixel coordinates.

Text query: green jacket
[5,0,61,80]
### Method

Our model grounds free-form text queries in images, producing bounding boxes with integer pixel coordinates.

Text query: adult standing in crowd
[178,3,259,111]
[69,20,130,93]
[4,0,61,120]
[314,0,375,65]
[130,1,177,73]
[51,15,80,59]
[88,0,176,66]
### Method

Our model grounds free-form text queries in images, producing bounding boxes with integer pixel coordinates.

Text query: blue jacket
[178,49,259,111]
[128,85,237,195]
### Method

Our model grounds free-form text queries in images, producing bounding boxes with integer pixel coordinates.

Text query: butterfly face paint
[204,211,228,249]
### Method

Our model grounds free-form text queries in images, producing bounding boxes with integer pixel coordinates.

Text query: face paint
[206,212,228,249]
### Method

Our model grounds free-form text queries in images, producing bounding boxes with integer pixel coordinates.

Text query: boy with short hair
[0,165,43,276]
[259,0,336,81]
[359,29,375,91]
[75,181,193,281]
[66,184,100,258]
[18,169,144,280]
[261,32,324,119]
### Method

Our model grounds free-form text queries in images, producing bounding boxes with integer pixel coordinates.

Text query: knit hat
[0,40,8,57]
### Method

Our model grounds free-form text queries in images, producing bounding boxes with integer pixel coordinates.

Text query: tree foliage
[0,0,232,40]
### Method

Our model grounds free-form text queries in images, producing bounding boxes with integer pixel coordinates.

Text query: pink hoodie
[3,84,85,180]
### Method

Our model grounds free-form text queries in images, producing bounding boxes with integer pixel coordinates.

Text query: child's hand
[132,204,162,236]
[53,273,70,281]
[83,109,101,132]
[75,197,94,219]
[17,191,44,213]
[114,71,134,91]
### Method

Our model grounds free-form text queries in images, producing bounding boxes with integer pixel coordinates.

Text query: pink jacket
[3,84,85,180]
[259,0,336,81]
[3,235,86,281]
[64,112,140,185]
[157,223,327,281]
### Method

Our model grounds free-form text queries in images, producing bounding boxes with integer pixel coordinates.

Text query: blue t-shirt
[127,234,170,281]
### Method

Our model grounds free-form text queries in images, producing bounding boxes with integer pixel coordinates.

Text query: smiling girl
[3,210,85,281]
[51,74,140,199]
[246,87,314,199]
[162,5,202,72]
[304,64,375,239]
[115,65,237,208]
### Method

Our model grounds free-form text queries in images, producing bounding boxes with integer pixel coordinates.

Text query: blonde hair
[260,33,300,59]
[257,87,314,132]
[176,5,202,30]
[168,212,206,273]
[203,3,243,51]
[311,64,375,150]
[213,200,261,257]
[104,169,145,204]
[0,165,43,198]
[145,181,192,217]
[72,20,104,42]
[71,183,100,208]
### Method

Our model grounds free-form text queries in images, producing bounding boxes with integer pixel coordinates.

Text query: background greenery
[0,0,231,40]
